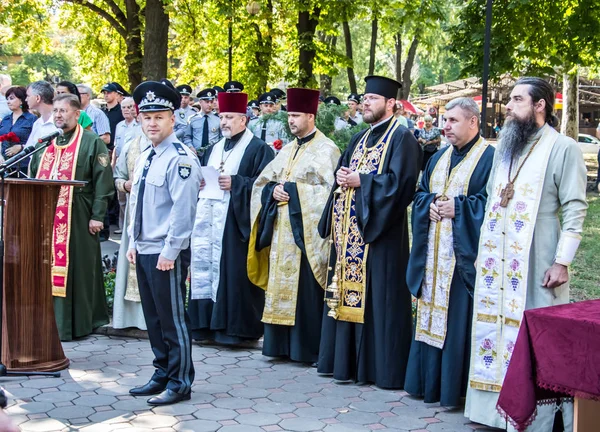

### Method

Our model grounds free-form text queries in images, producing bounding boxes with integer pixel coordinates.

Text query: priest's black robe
[187,134,274,344]
[404,135,494,406]
[256,143,325,364]
[317,117,422,389]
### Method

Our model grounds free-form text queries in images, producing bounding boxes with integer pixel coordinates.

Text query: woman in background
[0,86,36,176]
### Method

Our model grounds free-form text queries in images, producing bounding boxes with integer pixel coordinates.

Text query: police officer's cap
[133,80,181,112]
[269,88,286,101]
[111,82,130,97]
[212,85,225,94]
[347,93,360,104]
[324,96,341,105]
[101,83,118,94]
[176,84,193,96]
[224,81,244,92]
[197,88,216,100]
[248,100,260,109]
[258,92,276,105]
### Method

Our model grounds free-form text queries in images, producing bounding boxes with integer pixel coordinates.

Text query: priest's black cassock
[187,130,274,344]
[317,116,422,389]
[404,135,494,406]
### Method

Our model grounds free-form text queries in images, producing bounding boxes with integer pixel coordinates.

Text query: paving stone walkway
[3,335,497,431]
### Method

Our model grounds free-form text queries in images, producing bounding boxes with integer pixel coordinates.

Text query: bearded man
[248,88,340,364]
[30,93,114,341]
[317,76,422,388]
[187,91,273,345]
[465,77,587,430]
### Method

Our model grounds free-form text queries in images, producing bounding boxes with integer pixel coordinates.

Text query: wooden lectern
[2,178,86,372]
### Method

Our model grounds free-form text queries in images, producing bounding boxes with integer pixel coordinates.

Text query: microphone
[37,129,64,143]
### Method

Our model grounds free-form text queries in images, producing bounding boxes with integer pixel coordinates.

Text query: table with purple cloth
[497,299,600,431]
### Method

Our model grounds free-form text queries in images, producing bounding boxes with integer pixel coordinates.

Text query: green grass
[570,192,600,302]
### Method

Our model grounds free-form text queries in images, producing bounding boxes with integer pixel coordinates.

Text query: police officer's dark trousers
[136,248,194,394]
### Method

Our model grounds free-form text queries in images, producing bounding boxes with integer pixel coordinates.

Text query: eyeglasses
[362,95,384,103]
[53,108,78,115]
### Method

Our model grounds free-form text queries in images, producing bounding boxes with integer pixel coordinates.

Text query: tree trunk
[297,4,321,87]
[142,0,169,81]
[64,0,145,90]
[395,32,402,83]
[251,0,274,94]
[342,20,357,94]
[124,0,142,90]
[561,69,579,139]
[400,35,419,99]
[319,33,336,94]
[368,16,378,76]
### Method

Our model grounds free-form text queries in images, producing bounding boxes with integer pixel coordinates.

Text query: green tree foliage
[2,0,461,101]
[9,53,73,86]
[450,0,600,137]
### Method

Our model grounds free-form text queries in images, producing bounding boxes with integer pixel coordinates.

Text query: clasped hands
[273,183,289,202]
[336,167,360,188]
[429,195,455,222]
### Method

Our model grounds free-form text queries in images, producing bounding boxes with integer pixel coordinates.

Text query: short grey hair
[0,74,11,87]
[28,80,55,105]
[445,97,480,125]
[121,96,134,105]
[77,84,93,96]
[54,93,81,110]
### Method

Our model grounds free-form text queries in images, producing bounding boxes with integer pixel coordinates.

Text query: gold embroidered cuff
[554,231,582,266]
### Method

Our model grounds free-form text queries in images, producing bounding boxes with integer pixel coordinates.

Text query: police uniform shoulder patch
[172,142,188,156]
[178,163,192,180]
[98,153,110,167]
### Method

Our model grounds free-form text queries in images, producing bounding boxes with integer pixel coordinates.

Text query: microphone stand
[0,141,60,377]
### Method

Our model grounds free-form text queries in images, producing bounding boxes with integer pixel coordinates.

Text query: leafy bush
[316,103,369,152]
[102,253,118,313]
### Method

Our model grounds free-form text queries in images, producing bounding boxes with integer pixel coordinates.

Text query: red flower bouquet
[273,139,283,151]
[0,132,19,144]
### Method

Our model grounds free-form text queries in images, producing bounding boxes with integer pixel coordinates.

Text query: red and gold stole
[36,126,83,297]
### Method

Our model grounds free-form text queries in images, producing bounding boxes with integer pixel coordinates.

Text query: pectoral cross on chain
[218,161,225,174]
[500,182,514,208]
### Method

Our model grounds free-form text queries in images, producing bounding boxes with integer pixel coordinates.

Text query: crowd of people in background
[0,73,590,431]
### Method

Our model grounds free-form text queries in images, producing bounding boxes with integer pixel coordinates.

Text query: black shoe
[129,380,167,396]
[147,389,191,406]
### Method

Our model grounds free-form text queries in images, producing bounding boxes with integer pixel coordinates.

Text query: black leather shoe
[129,380,167,396]
[147,389,191,406]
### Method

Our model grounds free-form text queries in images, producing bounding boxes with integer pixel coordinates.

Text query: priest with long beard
[317,76,422,389]
[188,91,274,345]
[465,77,587,430]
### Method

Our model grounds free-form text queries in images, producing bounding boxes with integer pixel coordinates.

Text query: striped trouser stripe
[170,257,192,393]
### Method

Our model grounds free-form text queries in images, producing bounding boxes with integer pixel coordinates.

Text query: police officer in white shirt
[183,88,221,156]
[174,85,195,140]
[127,79,201,406]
